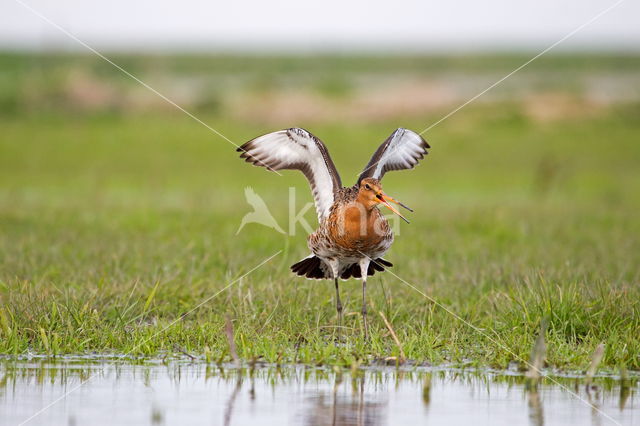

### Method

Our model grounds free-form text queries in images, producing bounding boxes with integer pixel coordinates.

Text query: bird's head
[357,178,412,224]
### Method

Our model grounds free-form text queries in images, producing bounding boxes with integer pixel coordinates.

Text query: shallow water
[0,359,637,426]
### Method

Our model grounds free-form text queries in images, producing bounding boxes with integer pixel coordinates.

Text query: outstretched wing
[237,128,342,222]
[357,128,430,185]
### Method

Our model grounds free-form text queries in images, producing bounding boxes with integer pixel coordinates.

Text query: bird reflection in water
[527,389,544,426]
[301,374,386,426]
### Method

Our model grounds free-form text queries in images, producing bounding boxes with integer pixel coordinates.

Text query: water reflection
[528,389,544,426]
[0,359,637,426]
[223,375,243,426]
[301,376,385,426]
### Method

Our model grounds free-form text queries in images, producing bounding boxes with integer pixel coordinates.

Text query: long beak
[377,193,410,224]
[383,194,413,212]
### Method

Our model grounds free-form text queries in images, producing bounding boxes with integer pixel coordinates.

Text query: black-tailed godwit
[237,128,430,338]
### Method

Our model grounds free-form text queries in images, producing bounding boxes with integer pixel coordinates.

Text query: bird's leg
[359,259,371,340]
[361,279,368,340]
[334,277,343,330]
[327,259,342,339]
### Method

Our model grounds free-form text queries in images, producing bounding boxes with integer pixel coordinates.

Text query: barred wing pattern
[237,128,342,222]
[357,128,430,184]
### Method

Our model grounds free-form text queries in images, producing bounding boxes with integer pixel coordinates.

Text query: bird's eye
[364,184,371,190]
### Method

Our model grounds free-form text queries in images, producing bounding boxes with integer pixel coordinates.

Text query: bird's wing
[356,128,430,185]
[237,128,342,222]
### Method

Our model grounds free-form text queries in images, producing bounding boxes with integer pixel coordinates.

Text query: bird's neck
[355,191,377,211]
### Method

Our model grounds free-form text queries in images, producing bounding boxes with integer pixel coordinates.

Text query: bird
[237,127,430,338]
[236,186,285,235]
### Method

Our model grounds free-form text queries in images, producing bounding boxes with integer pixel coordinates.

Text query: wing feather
[237,128,342,222]
[357,128,430,184]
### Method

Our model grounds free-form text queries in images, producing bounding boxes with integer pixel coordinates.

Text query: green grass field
[0,53,639,370]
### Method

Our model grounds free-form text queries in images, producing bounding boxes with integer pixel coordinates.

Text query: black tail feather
[290,256,325,279]
[291,256,393,280]
[375,258,393,268]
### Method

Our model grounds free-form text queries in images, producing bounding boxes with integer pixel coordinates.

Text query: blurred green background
[0,52,639,367]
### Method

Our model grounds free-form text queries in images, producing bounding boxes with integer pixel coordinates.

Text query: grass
[0,54,639,371]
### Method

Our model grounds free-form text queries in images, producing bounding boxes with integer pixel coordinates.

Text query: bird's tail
[340,258,392,279]
[290,255,328,279]
[290,256,393,280]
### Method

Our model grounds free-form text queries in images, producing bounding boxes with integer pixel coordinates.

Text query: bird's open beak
[376,192,411,224]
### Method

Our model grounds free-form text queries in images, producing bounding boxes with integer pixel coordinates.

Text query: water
[0,359,637,426]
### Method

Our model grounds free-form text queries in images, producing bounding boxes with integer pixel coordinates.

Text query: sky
[1,0,639,52]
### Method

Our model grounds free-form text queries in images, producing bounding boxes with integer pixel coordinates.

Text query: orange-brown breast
[327,202,389,252]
